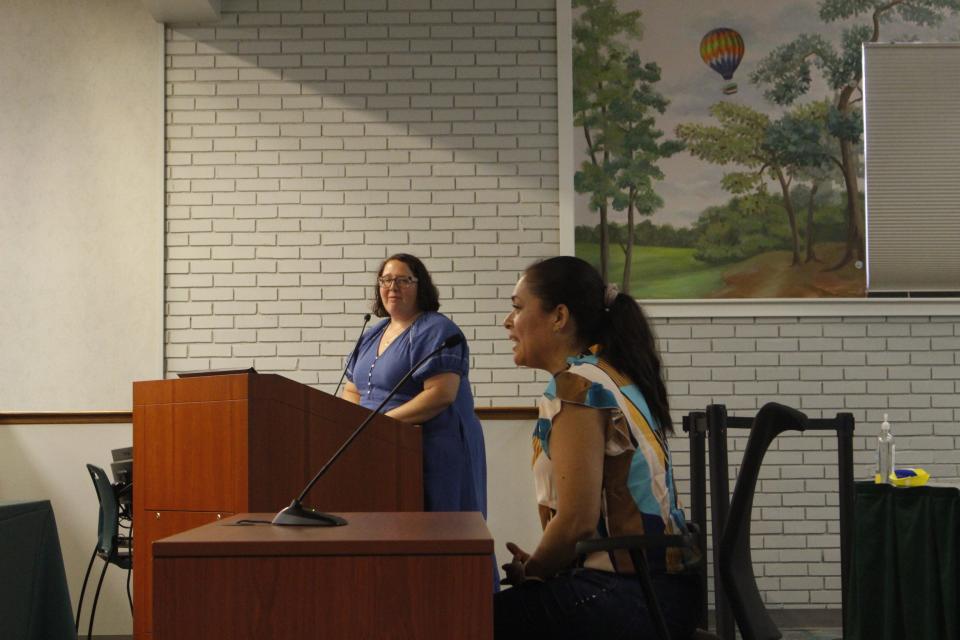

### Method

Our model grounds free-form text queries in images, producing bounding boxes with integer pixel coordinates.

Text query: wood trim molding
[0,407,537,425]
[0,411,133,425]
[476,406,537,421]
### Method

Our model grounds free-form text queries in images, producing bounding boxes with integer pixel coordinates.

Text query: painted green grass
[576,242,727,299]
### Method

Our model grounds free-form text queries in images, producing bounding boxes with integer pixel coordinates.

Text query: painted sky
[572,0,960,228]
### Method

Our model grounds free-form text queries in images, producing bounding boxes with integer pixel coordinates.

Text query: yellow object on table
[874,467,930,486]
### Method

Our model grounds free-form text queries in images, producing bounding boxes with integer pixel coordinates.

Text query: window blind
[863,43,960,295]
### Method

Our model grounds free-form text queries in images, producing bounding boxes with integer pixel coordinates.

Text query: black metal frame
[682,411,710,631]
[684,404,855,640]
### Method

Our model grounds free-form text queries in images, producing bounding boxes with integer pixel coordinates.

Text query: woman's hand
[384,372,459,424]
[500,542,534,587]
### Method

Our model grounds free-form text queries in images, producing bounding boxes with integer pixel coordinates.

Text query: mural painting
[571,0,960,298]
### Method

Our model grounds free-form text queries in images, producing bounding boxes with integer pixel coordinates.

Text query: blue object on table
[0,499,76,640]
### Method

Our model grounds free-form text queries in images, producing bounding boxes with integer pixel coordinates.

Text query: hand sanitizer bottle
[876,413,895,485]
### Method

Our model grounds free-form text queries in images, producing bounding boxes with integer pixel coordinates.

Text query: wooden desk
[153,512,493,640]
[133,372,422,639]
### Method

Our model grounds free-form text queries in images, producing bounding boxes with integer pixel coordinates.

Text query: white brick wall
[165,0,559,388]
[163,0,960,611]
[664,315,960,607]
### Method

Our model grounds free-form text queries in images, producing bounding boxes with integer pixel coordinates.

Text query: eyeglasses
[377,276,418,289]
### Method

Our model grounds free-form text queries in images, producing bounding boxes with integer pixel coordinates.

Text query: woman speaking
[495,256,700,639]
[342,253,487,516]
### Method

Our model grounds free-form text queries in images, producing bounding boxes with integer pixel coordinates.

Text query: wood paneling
[133,373,422,640]
[134,510,230,640]
[153,513,493,640]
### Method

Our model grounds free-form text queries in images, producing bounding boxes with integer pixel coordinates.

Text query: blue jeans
[494,568,700,640]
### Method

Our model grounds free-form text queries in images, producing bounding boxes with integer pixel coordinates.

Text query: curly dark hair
[522,256,672,433]
[372,253,441,318]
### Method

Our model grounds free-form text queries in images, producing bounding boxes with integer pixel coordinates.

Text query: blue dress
[346,311,487,516]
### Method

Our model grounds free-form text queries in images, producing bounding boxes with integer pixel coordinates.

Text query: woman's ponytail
[602,292,672,433]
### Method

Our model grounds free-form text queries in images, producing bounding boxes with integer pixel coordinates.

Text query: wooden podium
[153,512,493,640]
[132,372,422,640]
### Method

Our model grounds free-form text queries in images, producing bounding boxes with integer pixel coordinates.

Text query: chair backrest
[715,402,855,640]
[86,463,121,557]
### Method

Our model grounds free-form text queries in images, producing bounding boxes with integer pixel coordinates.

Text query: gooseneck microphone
[272,333,465,526]
[333,313,371,398]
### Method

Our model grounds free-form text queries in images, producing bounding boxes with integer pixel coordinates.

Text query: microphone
[272,332,466,526]
[334,313,371,398]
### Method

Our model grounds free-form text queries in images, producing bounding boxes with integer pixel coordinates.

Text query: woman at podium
[495,256,700,639]
[342,253,488,517]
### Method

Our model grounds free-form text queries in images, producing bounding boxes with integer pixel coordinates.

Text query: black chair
[75,464,133,640]
[711,402,855,640]
[575,525,720,640]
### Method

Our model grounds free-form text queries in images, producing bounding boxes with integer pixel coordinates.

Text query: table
[847,482,960,639]
[0,500,75,640]
[153,511,493,640]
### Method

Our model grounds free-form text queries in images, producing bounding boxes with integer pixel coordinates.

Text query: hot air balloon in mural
[700,28,745,95]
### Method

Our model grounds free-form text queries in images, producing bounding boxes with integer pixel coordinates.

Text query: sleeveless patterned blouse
[532,353,698,575]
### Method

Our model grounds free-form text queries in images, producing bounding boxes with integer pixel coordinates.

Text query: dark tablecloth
[847,482,960,640]
[0,499,76,640]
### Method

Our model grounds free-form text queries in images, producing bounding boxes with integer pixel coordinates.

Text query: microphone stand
[334,313,371,398]
[272,334,464,526]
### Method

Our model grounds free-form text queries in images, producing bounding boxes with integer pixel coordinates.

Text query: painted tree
[677,102,810,265]
[607,52,683,292]
[573,0,641,281]
[764,100,840,263]
[573,0,679,284]
[751,0,960,269]
[692,194,791,264]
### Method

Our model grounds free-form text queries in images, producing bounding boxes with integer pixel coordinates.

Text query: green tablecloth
[0,500,76,640]
[847,482,960,640]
